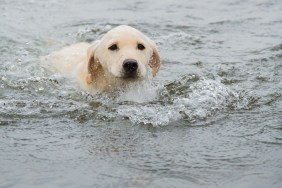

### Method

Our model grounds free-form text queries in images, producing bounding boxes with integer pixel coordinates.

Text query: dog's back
[42,42,91,76]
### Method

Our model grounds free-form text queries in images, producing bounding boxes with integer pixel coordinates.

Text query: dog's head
[87,25,160,84]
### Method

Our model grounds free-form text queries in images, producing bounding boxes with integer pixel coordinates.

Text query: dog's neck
[91,66,122,92]
[91,65,109,92]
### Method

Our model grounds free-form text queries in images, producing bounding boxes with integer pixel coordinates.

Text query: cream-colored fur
[42,25,161,93]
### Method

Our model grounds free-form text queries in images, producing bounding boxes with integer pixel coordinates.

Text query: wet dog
[42,25,161,92]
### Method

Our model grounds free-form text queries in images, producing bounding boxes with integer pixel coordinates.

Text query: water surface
[1,0,282,187]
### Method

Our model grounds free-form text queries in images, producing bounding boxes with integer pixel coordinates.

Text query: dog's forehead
[107,25,142,35]
[104,26,145,43]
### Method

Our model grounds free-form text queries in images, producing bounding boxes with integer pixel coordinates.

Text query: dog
[42,25,161,92]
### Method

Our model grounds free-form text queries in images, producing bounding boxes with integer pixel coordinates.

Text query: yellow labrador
[42,25,161,92]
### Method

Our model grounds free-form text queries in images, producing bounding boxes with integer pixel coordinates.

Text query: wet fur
[42,25,160,93]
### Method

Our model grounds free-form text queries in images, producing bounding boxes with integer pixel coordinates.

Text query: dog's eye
[137,43,145,50]
[108,44,118,51]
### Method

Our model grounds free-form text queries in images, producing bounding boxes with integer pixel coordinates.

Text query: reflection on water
[1,0,282,187]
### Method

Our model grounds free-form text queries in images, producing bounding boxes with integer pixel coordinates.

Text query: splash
[116,81,160,103]
[115,79,232,126]
[92,75,255,127]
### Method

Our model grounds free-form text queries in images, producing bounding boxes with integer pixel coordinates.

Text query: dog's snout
[123,59,138,73]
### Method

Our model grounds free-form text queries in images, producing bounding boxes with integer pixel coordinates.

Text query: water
[1,0,282,187]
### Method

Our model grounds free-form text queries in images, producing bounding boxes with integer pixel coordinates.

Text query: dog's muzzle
[123,59,138,78]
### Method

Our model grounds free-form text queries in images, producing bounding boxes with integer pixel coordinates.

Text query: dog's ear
[86,41,100,84]
[148,39,161,77]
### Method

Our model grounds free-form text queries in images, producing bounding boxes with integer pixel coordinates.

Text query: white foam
[116,81,159,103]
[117,105,182,126]
[113,78,239,126]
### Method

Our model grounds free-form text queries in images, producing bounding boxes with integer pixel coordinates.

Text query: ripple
[270,43,282,52]
[157,31,203,50]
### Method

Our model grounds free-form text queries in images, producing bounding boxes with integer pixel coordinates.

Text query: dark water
[1,0,282,187]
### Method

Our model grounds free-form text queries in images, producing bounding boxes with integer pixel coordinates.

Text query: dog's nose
[123,59,138,73]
